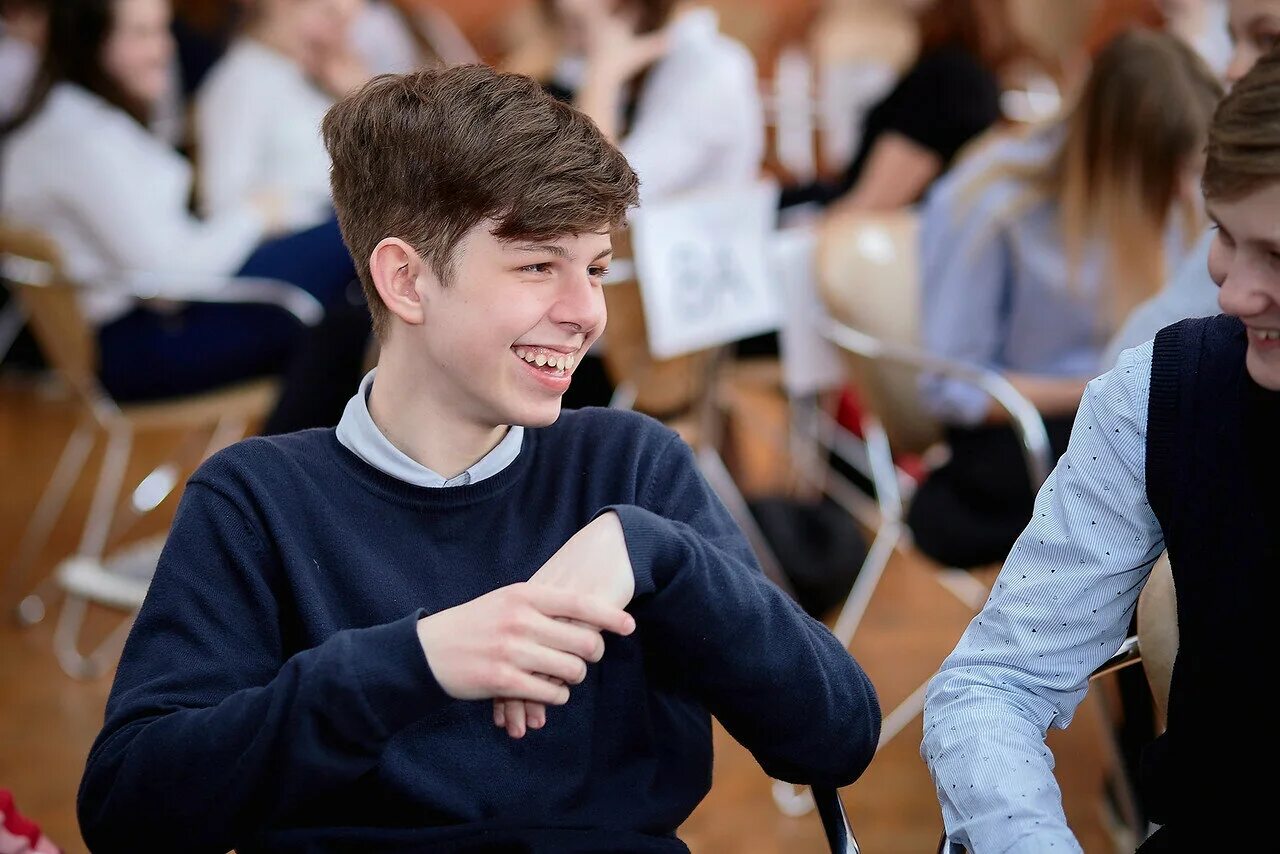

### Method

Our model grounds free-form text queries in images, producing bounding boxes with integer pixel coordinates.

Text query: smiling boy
[922,46,1280,853]
[77,64,881,853]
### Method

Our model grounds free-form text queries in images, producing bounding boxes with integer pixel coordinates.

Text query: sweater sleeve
[603,434,881,788]
[78,481,453,854]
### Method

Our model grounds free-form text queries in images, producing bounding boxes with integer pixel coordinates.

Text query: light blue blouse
[918,128,1191,425]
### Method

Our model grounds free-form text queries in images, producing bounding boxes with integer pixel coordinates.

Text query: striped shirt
[922,339,1165,853]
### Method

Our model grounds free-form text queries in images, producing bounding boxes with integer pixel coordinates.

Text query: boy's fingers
[532,616,607,663]
[494,700,506,728]
[512,644,589,687]
[527,586,635,636]
[504,699,526,739]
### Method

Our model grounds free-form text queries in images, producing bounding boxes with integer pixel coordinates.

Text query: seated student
[921,45,1280,852]
[554,0,764,205]
[781,0,1017,214]
[76,64,881,853]
[1105,0,1280,363]
[908,30,1221,569]
[195,0,369,232]
[0,0,367,429]
[535,0,767,402]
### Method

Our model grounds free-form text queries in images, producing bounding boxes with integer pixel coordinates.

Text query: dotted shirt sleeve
[920,341,1165,853]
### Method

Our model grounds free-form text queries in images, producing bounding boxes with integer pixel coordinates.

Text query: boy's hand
[416,583,635,706]
[531,512,635,607]
[494,512,636,737]
[583,11,670,88]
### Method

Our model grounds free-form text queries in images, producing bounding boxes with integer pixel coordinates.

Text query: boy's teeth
[517,348,576,370]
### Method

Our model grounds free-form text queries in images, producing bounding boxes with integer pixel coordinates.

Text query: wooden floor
[0,368,1125,853]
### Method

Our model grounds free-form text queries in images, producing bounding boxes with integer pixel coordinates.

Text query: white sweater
[195,40,335,231]
[622,9,764,204]
[0,84,266,325]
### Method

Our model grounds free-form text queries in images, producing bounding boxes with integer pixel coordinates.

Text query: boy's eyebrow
[515,243,571,258]
[513,244,614,261]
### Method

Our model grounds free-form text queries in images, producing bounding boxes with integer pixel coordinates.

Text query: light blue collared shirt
[922,340,1165,853]
[335,369,524,487]
[918,127,1192,425]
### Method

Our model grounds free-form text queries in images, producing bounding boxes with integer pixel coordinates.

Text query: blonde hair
[959,29,1222,329]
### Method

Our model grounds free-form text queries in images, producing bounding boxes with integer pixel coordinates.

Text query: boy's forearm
[607,503,881,787]
[79,613,448,851]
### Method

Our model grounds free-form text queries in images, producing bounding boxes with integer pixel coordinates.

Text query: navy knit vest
[1140,315,1278,850]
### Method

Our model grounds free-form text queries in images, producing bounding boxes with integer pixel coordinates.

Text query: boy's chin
[1246,348,1280,392]
[505,400,564,428]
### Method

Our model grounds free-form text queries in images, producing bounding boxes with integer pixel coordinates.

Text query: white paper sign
[630,180,782,360]
[771,225,845,398]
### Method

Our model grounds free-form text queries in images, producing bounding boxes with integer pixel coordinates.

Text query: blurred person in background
[550,0,765,205]
[1107,0,1280,363]
[349,0,430,74]
[0,0,46,122]
[535,0,767,406]
[908,30,1221,569]
[1,0,367,430]
[195,0,369,232]
[782,0,1020,213]
[1161,0,1233,75]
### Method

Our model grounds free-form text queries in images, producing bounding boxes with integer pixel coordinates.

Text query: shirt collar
[335,369,523,488]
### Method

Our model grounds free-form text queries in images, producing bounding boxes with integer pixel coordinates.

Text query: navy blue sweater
[78,408,880,853]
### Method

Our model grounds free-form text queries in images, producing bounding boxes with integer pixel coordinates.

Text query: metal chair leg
[76,424,132,560]
[5,421,95,610]
[52,591,138,680]
[0,299,25,363]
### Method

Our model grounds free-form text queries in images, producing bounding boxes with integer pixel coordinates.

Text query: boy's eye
[521,263,553,274]
[588,266,609,278]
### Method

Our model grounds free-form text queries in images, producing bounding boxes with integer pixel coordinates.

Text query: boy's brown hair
[322,64,640,338]
[1203,45,1280,203]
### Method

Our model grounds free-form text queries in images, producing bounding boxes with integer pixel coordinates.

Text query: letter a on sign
[630,180,782,359]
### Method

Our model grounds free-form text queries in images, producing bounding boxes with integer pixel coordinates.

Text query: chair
[813,784,861,853]
[0,222,322,679]
[601,226,797,600]
[814,208,1050,732]
[939,553,1177,852]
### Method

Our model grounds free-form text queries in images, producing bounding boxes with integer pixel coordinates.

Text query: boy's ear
[369,238,431,326]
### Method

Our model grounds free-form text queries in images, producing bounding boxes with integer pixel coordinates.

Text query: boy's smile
[512,345,583,393]
[1208,181,1280,390]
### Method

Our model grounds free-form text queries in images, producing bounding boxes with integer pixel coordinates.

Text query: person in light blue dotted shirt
[922,43,1280,853]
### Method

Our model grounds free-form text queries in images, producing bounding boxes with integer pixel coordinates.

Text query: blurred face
[411,223,611,428]
[1208,181,1280,390]
[552,0,639,52]
[1226,0,1280,84]
[102,0,174,107]
[259,0,363,63]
